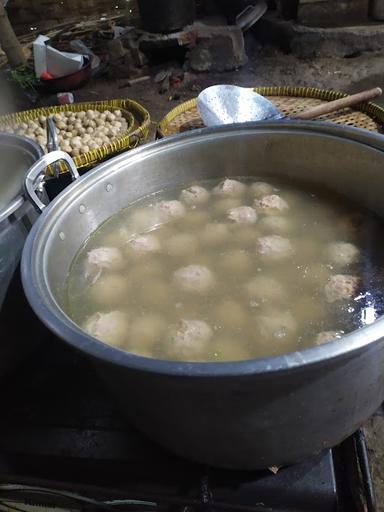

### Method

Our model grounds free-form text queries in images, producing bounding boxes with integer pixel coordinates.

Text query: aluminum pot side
[0,133,44,377]
[21,121,384,468]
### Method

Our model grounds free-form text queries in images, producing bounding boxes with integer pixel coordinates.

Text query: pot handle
[24,150,79,213]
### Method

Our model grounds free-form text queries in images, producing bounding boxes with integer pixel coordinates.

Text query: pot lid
[0,133,43,224]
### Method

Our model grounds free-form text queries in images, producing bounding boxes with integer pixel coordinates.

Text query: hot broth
[65,177,384,361]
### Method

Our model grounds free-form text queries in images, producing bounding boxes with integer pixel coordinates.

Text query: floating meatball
[314,330,343,345]
[154,200,186,222]
[128,234,161,255]
[102,227,130,248]
[325,242,360,267]
[129,314,167,351]
[256,310,297,341]
[180,185,210,206]
[244,276,285,303]
[89,274,129,306]
[256,235,293,261]
[165,233,199,258]
[213,179,246,198]
[200,223,230,246]
[173,265,214,293]
[254,194,289,215]
[258,215,292,235]
[85,246,124,283]
[250,181,275,198]
[324,274,360,303]
[130,207,162,233]
[169,319,213,360]
[83,311,128,347]
[227,206,257,224]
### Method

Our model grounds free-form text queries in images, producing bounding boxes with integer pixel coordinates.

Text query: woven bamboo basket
[157,86,384,138]
[0,99,151,175]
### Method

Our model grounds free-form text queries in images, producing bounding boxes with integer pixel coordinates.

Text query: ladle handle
[291,87,382,120]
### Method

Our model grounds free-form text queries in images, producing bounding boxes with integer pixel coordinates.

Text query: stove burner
[0,270,377,511]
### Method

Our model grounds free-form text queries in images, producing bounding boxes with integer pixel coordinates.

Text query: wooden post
[0,3,26,68]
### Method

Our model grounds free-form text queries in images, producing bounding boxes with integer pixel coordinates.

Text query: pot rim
[21,120,384,377]
[0,132,44,224]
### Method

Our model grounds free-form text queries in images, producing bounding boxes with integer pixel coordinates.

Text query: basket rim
[157,86,384,137]
[0,98,151,172]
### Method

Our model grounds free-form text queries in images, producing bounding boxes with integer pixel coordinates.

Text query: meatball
[314,330,343,345]
[227,206,257,224]
[200,223,230,246]
[180,185,210,206]
[324,274,360,303]
[256,310,297,341]
[256,235,293,261]
[250,181,275,198]
[165,233,199,258]
[258,215,292,235]
[254,194,289,215]
[85,246,124,283]
[83,311,128,347]
[213,179,246,198]
[169,319,213,360]
[325,241,360,267]
[154,200,186,222]
[128,234,161,254]
[103,227,130,248]
[129,314,167,351]
[89,274,129,306]
[174,265,214,293]
[130,207,162,233]
[244,276,285,303]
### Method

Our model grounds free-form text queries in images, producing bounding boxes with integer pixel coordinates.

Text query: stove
[0,270,377,512]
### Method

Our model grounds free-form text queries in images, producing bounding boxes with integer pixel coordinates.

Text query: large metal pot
[21,121,384,470]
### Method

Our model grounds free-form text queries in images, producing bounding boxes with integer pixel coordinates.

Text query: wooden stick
[291,87,382,120]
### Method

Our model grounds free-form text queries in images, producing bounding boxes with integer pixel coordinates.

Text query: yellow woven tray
[0,99,151,174]
[158,86,384,137]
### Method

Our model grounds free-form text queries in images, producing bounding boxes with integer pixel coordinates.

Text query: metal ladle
[197,84,382,126]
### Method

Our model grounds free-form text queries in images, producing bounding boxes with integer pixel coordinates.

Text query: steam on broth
[65,177,384,362]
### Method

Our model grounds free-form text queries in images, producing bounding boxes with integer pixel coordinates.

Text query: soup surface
[65,177,384,362]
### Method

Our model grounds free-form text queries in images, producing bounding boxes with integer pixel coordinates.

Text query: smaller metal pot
[0,134,78,379]
[0,132,45,377]
[0,132,44,308]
